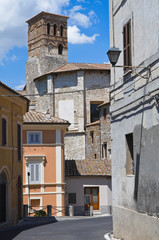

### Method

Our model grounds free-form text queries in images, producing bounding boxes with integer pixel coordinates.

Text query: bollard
[89,206,93,216]
[69,205,74,216]
[23,205,28,217]
[47,205,52,217]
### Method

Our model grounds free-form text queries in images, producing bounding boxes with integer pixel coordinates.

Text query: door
[0,181,6,223]
[84,187,99,211]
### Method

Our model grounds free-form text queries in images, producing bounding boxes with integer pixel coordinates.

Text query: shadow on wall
[134,153,140,201]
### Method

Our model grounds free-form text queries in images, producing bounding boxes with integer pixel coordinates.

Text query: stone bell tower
[26,11,68,101]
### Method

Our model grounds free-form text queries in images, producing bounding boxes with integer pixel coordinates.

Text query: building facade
[109,0,159,239]
[23,111,69,216]
[25,11,112,216]
[0,82,29,225]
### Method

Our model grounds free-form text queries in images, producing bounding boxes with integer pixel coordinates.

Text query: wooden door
[84,187,99,211]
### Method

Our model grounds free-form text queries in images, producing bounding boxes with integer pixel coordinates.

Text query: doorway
[84,187,99,211]
[0,173,7,223]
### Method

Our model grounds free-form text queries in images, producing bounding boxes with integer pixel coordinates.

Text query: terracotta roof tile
[65,159,111,176]
[23,111,70,124]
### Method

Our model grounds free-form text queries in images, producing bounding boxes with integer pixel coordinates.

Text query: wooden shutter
[123,20,132,72]
[2,118,7,146]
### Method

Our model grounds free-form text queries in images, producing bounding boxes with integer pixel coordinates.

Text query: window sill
[126,174,135,177]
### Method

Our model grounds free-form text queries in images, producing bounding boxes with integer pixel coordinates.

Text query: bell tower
[26,11,68,100]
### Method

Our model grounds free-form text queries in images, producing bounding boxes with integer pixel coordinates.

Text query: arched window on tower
[58,44,63,55]
[54,24,57,36]
[60,25,63,37]
[47,23,50,35]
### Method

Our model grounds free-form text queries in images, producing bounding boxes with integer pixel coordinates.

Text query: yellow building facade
[0,82,29,225]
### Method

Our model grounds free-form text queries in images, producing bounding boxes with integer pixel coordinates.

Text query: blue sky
[0,0,109,90]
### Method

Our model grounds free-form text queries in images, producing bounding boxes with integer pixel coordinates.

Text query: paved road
[0,216,112,240]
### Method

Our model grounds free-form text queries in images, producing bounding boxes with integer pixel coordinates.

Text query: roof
[0,81,29,110]
[65,159,111,176]
[26,11,69,24]
[34,63,110,81]
[23,111,70,125]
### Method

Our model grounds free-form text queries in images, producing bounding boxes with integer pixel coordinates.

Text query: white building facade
[109,0,159,239]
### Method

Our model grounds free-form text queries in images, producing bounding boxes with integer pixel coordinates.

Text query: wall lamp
[107,47,145,69]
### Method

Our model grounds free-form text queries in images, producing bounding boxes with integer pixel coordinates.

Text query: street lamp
[27,172,30,215]
[107,47,121,66]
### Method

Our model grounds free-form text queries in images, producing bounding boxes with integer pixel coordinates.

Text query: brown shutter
[123,20,132,72]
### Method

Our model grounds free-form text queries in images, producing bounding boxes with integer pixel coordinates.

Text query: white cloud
[69,5,97,28]
[68,25,99,44]
[0,0,69,64]
[15,82,25,90]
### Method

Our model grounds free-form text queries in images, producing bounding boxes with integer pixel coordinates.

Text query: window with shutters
[123,20,132,73]
[27,132,42,144]
[29,163,41,184]
[17,124,22,161]
[2,117,7,146]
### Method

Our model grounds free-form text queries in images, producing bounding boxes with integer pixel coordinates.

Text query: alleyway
[0,216,112,240]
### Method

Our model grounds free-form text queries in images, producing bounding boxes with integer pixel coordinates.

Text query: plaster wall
[65,176,112,215]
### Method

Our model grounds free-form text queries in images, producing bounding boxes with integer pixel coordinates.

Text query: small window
[123,20,132,73]
[17,124,22,161]
[69,193,76,204]
[90,131,94,143]
[58,44,63,55]
[125,133,134,175]
[28,132,42,144]
[60,25,63,37]
[103,108,107,120]
[90,103,100,123]
[47,23,50,35]
[102,142,107,159]
[29,163,41,184]
[2,118,7,146]
[53,24,57,36]
[94,154,96,159]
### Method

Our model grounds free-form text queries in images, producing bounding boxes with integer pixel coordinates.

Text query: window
[58,44,63,55]
[123,20,132,72]
[90,131,94,143]
[94,154,96,159]
[90,103,100,123]
[68,193,76,204]
[53,24,57,36]
[47,23,50,35]
[60,25,63,37]
[2,118,7,146]
[102,142,107,159]
[28,132,42,144]
[103,108,107,120]
[125,133,134,175]
[17,124,22,161]
[29,163,41,184]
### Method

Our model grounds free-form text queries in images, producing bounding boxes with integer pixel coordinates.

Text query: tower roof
[26,11,69,24]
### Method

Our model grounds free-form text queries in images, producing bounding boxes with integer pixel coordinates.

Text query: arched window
[60,25,63,37]
[54,24,57,36]
[47,23,50,35]
[58,44,63,55]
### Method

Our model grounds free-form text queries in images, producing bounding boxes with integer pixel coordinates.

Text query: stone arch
[0,167,10,223]
[47,23,50,35]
